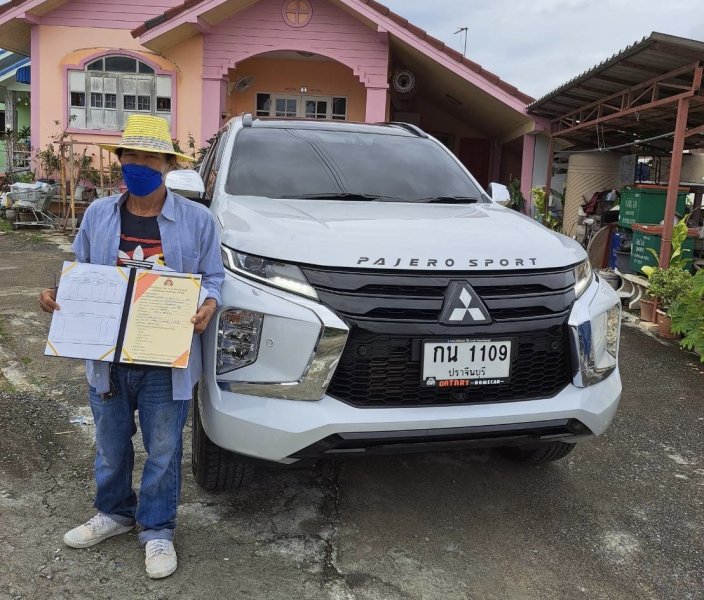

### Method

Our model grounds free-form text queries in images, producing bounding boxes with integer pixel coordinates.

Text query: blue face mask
[122,163,164,197]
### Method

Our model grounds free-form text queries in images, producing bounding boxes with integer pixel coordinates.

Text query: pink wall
[202,0,388,86]
[41,0,182,30]
[34,25,202,155]
[199,0,389,140]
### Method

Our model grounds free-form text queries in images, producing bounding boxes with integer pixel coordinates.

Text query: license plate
[422,340,512,387]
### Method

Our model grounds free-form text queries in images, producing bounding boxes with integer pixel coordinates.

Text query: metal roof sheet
[528,32,704,119]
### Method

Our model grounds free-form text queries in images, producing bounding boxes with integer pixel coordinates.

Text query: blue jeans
[88,364,190,544]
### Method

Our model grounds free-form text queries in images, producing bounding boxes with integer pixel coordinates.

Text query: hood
[216,196,586,271]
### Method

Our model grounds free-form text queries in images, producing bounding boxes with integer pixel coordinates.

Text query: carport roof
[527,32,704,153]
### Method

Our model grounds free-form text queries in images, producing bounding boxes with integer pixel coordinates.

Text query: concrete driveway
[0,228,702,600]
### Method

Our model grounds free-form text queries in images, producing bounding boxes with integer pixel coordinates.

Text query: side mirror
[487,182,511,206]
[166,169,206,199]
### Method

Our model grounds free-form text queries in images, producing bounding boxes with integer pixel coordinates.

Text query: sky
[380,0,704,99]
[1,0,703,100]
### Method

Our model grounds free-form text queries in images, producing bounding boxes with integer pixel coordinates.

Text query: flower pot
[640,297,657,323]
[657,309,678,340]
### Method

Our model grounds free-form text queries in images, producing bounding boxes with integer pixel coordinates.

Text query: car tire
[500,442,576,464]
[192,385,253,491]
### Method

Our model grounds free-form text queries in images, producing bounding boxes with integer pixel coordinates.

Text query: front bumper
[200,367,621,463]
[202,271,622,464]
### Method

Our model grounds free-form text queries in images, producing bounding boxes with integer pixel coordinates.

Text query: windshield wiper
[414,196,480,204]
[280,193,397,201]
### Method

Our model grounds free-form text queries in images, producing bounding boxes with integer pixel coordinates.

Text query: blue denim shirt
[72,190,224,400]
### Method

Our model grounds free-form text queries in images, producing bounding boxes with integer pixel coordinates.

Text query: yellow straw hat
[99,114,195,161]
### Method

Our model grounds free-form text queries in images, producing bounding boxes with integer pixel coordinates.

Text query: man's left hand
[191,298,217,334]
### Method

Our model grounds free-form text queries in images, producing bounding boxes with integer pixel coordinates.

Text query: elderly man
[39,115,224,579]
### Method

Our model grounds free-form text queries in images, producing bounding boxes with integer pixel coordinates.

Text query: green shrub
[670,269,704,362]
[646,267,693,311]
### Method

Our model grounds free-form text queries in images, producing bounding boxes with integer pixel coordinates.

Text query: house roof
[0,50,31,83]
[0,0,532,105]
[129,0,533,106]
[0,0,69,54]
[0,1,26,16]
[529,32,704,119]
[527,32,704,152]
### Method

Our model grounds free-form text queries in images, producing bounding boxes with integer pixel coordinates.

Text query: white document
[45,261,129,361]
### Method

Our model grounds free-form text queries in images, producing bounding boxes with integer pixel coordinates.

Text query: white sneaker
[63,513,134,549]
[145,539,177,579]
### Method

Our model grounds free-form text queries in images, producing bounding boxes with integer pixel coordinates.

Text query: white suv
[189,115,622,490]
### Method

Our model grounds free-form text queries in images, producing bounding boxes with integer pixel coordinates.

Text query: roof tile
[443,47,464,62]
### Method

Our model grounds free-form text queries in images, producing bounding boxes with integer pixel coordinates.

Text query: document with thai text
[45,261,202,368]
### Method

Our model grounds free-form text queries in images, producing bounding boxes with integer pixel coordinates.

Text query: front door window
[256,93,346,120]
[275,96,298,117]
[304,97,328,119]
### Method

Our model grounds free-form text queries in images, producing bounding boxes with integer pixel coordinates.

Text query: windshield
[226,127,485,202]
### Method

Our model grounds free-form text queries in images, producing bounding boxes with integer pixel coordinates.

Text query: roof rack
[382,122,428,138]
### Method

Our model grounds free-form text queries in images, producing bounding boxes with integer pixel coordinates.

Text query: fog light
[217,309,264,374]
[575,304,621,386]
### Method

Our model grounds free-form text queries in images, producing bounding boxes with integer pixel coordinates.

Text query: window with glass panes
[255,93,347,120]
[68,55,172,130]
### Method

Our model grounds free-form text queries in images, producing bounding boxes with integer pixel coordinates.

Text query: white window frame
[255,93,348,120]
[67,55,172,131]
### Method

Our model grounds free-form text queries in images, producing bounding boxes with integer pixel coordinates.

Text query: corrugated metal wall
[563,153,621,238]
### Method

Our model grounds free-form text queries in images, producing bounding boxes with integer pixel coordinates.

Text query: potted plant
[639,293,658,323]
[645,267,693,339]
[641,215,693,329]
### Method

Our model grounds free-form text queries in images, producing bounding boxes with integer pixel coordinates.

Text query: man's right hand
[39,288,60,313]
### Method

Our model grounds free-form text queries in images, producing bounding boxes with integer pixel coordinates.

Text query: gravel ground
[0,227,702,600]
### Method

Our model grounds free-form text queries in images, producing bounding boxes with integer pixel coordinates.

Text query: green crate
[630,229,696,273]
[618,188,688,228]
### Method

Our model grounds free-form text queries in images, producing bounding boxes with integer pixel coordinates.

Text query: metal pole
[659,97,690,268]
[454,27,468,57]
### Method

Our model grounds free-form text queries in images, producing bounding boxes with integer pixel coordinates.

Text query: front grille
[301,266,576,324]
[326,327,572,407]
[299,265,576,408]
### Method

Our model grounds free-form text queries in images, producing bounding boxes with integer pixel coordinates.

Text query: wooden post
[544,134,555,221]
[67,142,75,233]
[659,97,690,267]
[71,143,78,234]
[59,143,66,220]
[99,148,104,197]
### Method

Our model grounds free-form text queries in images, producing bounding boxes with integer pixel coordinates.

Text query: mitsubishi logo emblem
[440,282,491,325]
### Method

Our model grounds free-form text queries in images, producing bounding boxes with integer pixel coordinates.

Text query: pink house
[0,0,547,199]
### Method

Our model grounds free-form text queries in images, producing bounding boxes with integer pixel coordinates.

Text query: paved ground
[0,226,703,600]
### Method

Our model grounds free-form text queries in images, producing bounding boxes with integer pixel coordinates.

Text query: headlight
[217,309,264,374]
[575,304,620,386]
[574,260,593,298]
[221,246,318,300]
